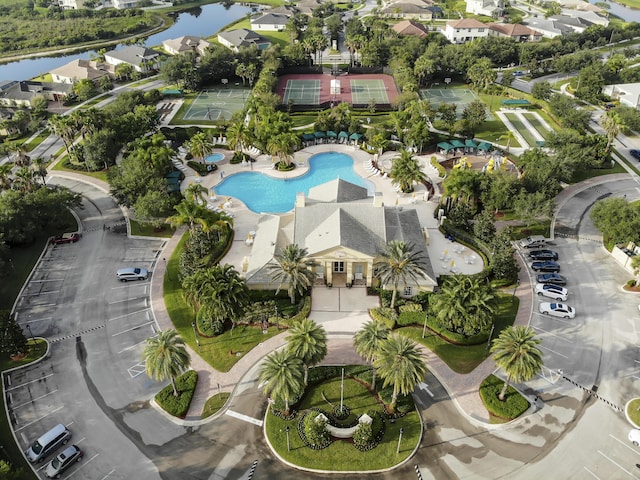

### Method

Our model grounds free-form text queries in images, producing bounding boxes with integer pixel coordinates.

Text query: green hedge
[155,370,198,418]
[425,315,488,345]
[370,307,397,329]
[273,296,311,327]
[479,374,529,421]
[187,160,216,176]
[397,311,425,327]
[430,156,446,178]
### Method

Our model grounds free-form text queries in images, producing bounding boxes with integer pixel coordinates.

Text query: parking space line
[13,390,59,410]
[584,466,600,479]
[111,283,149,291]
[118,338,149,355]
[65,452,99,478]
[533,312,574,325]
[99,469,117,480]
[539,344,569,359]
[128,363,147,378]
[112,321,154,336]
[22,291,60,297]
[608,434,640,455]
[532,326,573,343]
[108,296,147,305]
[19,316,53,324]
[6,373,54,392]
[15,405,64,432]
[598,450,638,478]
[108,309,149,322]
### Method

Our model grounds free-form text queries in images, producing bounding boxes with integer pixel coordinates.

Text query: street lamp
[512,279,520,302]
[163,257,172,281]
[191,322,200,347]
[397,427,404,454]
[275,305,279,330]
[25,324,33,343]
[422,313,428,339]
[285,426,291,452]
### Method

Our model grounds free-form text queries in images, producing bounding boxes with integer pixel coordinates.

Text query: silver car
[45,445,82,478]
[116,267,149,282]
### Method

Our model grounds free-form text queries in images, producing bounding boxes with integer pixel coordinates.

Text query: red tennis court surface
[275,73,400,106]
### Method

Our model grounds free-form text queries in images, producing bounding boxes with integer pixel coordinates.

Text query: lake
[0,3,252,82]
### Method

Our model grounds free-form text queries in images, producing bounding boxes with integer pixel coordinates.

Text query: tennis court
[420,87,485,118]
[181,88,251,121]
[282,79,321,105]
[350,79,390,104]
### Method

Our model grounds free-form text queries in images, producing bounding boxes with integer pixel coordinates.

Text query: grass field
[504,113,541,148]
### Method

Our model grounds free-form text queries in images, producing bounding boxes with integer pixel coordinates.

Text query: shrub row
[479,374,530,420]
[298,410,333,450]
[397,311,425,327]
[425,315,489,346]
[370,307,397,329]
[155,370,198,418]
[273,296,311,328]
[187,161,215,176]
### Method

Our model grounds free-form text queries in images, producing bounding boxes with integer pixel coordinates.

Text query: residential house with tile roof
[391,19,430,38]
[162,36,211,56]
[104,46,160,73]
[489,23,542,42]
[49,59,113,84]
[218,29,272,52]
[244,179,437,293]
[443,18,492,44]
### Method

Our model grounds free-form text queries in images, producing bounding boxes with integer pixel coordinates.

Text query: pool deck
[180,144,484,279]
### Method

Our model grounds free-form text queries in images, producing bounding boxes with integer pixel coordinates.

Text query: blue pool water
[205,153,225,163]
[216,152,374,213]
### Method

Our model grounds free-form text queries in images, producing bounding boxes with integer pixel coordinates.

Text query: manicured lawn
[51,157,109,183]
[510,221,551,239]
[0,338,48,373]
[202,392,231,418]
[570,162,628,183]
[398,294,518,374]
[80,94,111,108]
[523,114,553,140]
[129,219,175,238]
[222,19,289,47]
[265,376,421,470]
[163,233,283,372]
[23,129,50,152]
[504,113,539,148]
[627,398,640,426]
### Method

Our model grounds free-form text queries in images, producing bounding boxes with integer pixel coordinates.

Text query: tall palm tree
[187,132,214,163]
[430,275,497,336]
[268,244,317,304]
[259,348,305,414]
[184,183,208,206]
[374,334,427,411]
[166,200,209,233]
[0,163,14,191]
[287,319,328,385]
[374,241,428,309]
[48,114,77,156]
[491,326,544,401]
[266,132,299,168]
[31,156,48,185]
[390,150,428,193]
[226,118,252,154]
[143,329,191,397]
[601,110,624,153]
[353,320,390,390]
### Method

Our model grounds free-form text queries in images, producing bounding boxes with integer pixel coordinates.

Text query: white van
[25,424,71,463]
[519,235,546,249]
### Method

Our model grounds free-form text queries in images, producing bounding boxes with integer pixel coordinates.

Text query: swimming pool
[205,153,225,163]
[216,152,374,213]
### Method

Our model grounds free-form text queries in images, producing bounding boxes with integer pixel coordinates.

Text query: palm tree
[259,348,305,414]
[491,326,543,401]
[184,183,208,206]
[268,244,317,304]
[48,114,77,156]
[0,163,14,191]
[166,200,209,233]
[226,117,252,154]
[143,329,191,397]
[374,241,428,309]
[430,275,497,336]
[31,156,48,185]
[353,320,390,390]
[374,334,427,412]
[287,319,328,385]
[266,132,299,168]
[390,150,428,193]
[601,110,624,153]
[187,132,214,163]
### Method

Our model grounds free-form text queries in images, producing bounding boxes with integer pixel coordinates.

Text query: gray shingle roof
[218,29,270,48]
[104,46,158,67]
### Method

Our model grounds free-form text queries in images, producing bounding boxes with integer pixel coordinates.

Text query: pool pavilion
[243,178,437,293]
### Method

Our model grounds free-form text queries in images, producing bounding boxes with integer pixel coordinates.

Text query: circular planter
[625,398,640,428]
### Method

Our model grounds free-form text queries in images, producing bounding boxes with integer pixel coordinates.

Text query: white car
[539,302,576,319]
[629,429,640,446]
[535,283,568,301]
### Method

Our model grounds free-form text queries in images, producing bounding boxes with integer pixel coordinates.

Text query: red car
[51,232,80,245]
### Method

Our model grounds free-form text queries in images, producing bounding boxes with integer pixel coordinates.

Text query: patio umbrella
[338,131,349,138]
[326,131,337,138]
[314,131,326,138]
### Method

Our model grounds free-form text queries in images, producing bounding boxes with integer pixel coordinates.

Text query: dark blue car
[528,249,559,261]
[630,150,640,161]
[531,261,560,272]
[537,273,567,285]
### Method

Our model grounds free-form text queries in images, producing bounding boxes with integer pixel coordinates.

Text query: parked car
[539,302,575,319]
[536,273,567,285]
[44,445,82,478]
[535,283,568,301]
[630,150,640,161]
[51,232,80,245]
[629,429,640,446]
[531,261,560,273]
[528,249,559,261]
[116,267,149,282]
[519,235,546,249]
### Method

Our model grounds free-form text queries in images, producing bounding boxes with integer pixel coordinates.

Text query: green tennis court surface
[420,87,485,118]
[350,79,389,104]
[182,88,251,121]
[282,79,321,105]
